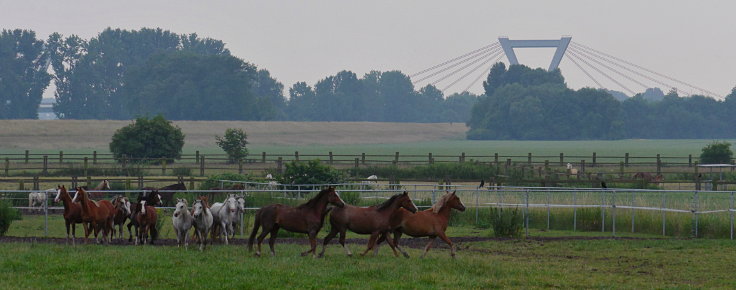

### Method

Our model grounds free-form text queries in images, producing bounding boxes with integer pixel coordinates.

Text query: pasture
[1,237,735,288]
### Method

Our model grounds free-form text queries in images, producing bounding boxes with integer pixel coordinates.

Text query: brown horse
[126,190,162,242]
[318,191,418,258]
[53,185,88,245]
[111,196,131,241]
[73,187,115,244]
[133,200,158,245]
[377,191,466,258]
[88,180,111,199]
[248,187,345,257]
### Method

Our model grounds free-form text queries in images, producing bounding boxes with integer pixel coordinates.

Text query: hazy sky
[1,0,734,99]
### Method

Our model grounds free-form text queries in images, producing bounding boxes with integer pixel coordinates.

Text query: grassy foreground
[1,238,735,288]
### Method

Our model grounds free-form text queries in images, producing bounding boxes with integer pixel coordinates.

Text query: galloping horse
[192,197,214,251]
[172,198,194,248]
[377,191,466,258]
[53,185,87,245]
[248,187,345,257]
[318,191,418,258]
[210,194,239,245]
[126,190,162,242]
[111,196,131,241]
[133,200,158,245]
[73,187,115,244]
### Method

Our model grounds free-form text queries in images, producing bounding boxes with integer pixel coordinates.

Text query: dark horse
[248,187,345,257]
[141,183,186,207]
[319,191,418,258]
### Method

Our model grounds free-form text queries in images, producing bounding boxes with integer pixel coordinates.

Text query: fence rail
[3,183,736,240]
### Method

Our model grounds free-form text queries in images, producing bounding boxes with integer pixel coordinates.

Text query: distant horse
[73,187,115,244]
[633,172,664,182]
[248,187,345,257]
[28,189,53,212]
[318,191,418,258]
[377,191,466,258]
[209,194,239,245]
[133,200,158,245]
[172,198,194,248]
[54,185,88,245]
[111,196,131,241]
[192,197,214,251]
[88,180,111,199]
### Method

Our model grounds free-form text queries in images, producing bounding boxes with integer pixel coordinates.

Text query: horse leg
[393,231,409,258]
[421,236,437,258]
[127,222,134,242]
[71,222,76,246]
[174,228,180,247]
[267,225,279,256]
[306,231,318,258]
[339,229,352,257]
[255,224,271,257]
[360,233,379,256]
[318,228,338,258]
[382,232,400,257]
[65,220,71,245]
[222,221,229,245]
[437,232,456,258]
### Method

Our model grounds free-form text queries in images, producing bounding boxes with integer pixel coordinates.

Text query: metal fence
[3,183,735,240]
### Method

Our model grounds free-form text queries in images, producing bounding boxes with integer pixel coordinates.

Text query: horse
[192,197,214,251]
[126,190,162,242]
[230,195,246,239]
[209,194,239,245]
[111,196,131,241]
[377,191,466,258]
[318,191,418,258]
[157,182,187,206]
[72,187,115,244]
[28,189,53,212]
[133,200,158,245]
[248,187,345,258]
[53,185,88,245]
[172,198,194,248]
[88,180,111,199]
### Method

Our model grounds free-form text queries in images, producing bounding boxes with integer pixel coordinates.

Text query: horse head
[236,195,246,213]
[192,200,205,218]
[174,198,188,218]
[399,191,418,213]
[102,180,111,190]
[72,187,85,203]
[448,191,466,212]
[225,194,238,214]
[326,187,345,208]
[113,196,131,215]
[54,185,66,203]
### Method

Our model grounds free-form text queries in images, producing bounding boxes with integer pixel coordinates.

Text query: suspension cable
[563,51,604,89]
[442,50,504,92]
[413,46,501,84]
[429,49,500,87]
[462,54,506,93]
[567,50,635,95]
[411,42,500,78]
[569,46,651,90]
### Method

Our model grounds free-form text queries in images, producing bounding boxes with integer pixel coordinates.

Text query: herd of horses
[48,180,467,258]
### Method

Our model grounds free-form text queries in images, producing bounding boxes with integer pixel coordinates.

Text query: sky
[1,0,734,99]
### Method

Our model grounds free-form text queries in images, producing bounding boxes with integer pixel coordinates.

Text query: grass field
[1,237,735,288]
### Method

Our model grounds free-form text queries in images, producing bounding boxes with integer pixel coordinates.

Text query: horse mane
[430,192,453,214]
[376,193,403,211]
[297,188,332,209]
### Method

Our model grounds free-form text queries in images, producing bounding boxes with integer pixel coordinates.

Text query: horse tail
[248,208,262,251]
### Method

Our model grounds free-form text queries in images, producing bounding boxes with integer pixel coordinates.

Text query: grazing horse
[172,199,194,248]
[54,185,88,245]
[133,200,158,245]
[73,187,115,244]
[248,187,345,257]
[192,197,214,251]
[210,194,239,245]
[377,191,466,258]
[88,180,111,199]
[318,191,418,258]
[111,196,131,241]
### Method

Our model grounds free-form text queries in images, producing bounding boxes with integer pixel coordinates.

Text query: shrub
[339,191,361,206]
[0,200,21,236]
[109,115,185,163]
[216,128,249,164]
[278,160,344,189]
[489,207,522,238]
[199,173,250,190]
[700,141,733,164]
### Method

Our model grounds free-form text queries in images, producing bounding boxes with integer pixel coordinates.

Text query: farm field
[1,237,735,288]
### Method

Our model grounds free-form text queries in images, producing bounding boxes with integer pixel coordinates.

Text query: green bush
[278,160,344,189]
[700,141,733,164]
[216,128,249,164]
[339,191,361,206]
[109,115,185,163]
[199,173,250,190]
[489,207,522,238]
[0,200,21,236]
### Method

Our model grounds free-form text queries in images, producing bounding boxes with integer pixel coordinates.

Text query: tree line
[467,62,736,140]
[0,28,475,122]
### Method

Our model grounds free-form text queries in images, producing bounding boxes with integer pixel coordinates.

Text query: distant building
[37,98,57,120]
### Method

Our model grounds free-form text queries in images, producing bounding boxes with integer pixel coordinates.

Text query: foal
[133,200,158,245]
[319,191,418,258]
[111,196,131,241]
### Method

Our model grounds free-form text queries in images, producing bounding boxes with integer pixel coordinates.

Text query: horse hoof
[403,253,410,259]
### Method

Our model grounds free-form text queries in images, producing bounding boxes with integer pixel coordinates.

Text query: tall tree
[286,81,316,120]
[46,33,88,119]
[313,71,363,121]
[251,69,286,120]
[0,29,50,119]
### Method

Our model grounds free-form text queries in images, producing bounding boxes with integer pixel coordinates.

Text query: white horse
[172,198,194,249]
[28,189,53,211]
[228,195,246,239]
[192,199,213,251]
[210,194,239,245]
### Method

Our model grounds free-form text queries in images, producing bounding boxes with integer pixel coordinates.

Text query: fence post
[354,158,359,168]
[195,151,200,164]
[122,154,128,172]
[261,152,266,163]
[361,153,366,165]
[631,191,636,233]
[527,153,532,166]
[625,153,629,167]
[592,152,597,167]
[688,154,693,167]
[428,153,433,165]
[295,151,299,162]
[86,176,92,188]
[559,153,564,166]
[71,176,77,189]
[461,152,465,163]
[277,157,283,174]
[33,176,40,190]
[83,157,88,177]
[524,190,529,238]
[329,152,334,165]
[238,159,243,174]
[612,190,616,237]
[42,155,48,175]
[19,180,24,190]
[200,155,205,176]
[189,176,195,191]
[573,190,577,231]
[661,192,666,236]
[25,150,29,164]
[161,158,166,175]
[619,161,625,178]
[494,153,499,165]
[44,187,48,237]
[394,152,400,165]
[656,154,662,176]
[125,179,131,190]
[580,160,586,175]
[474,188,479,225]
[546,189,551,230]
[693,191,699,238]
[93,151,97,164]
[4,157,8,176]
[59,151,63,164]
[138,176,144,189]
[601,190,606,232]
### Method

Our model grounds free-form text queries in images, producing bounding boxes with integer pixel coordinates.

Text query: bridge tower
[498,36,572,71]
